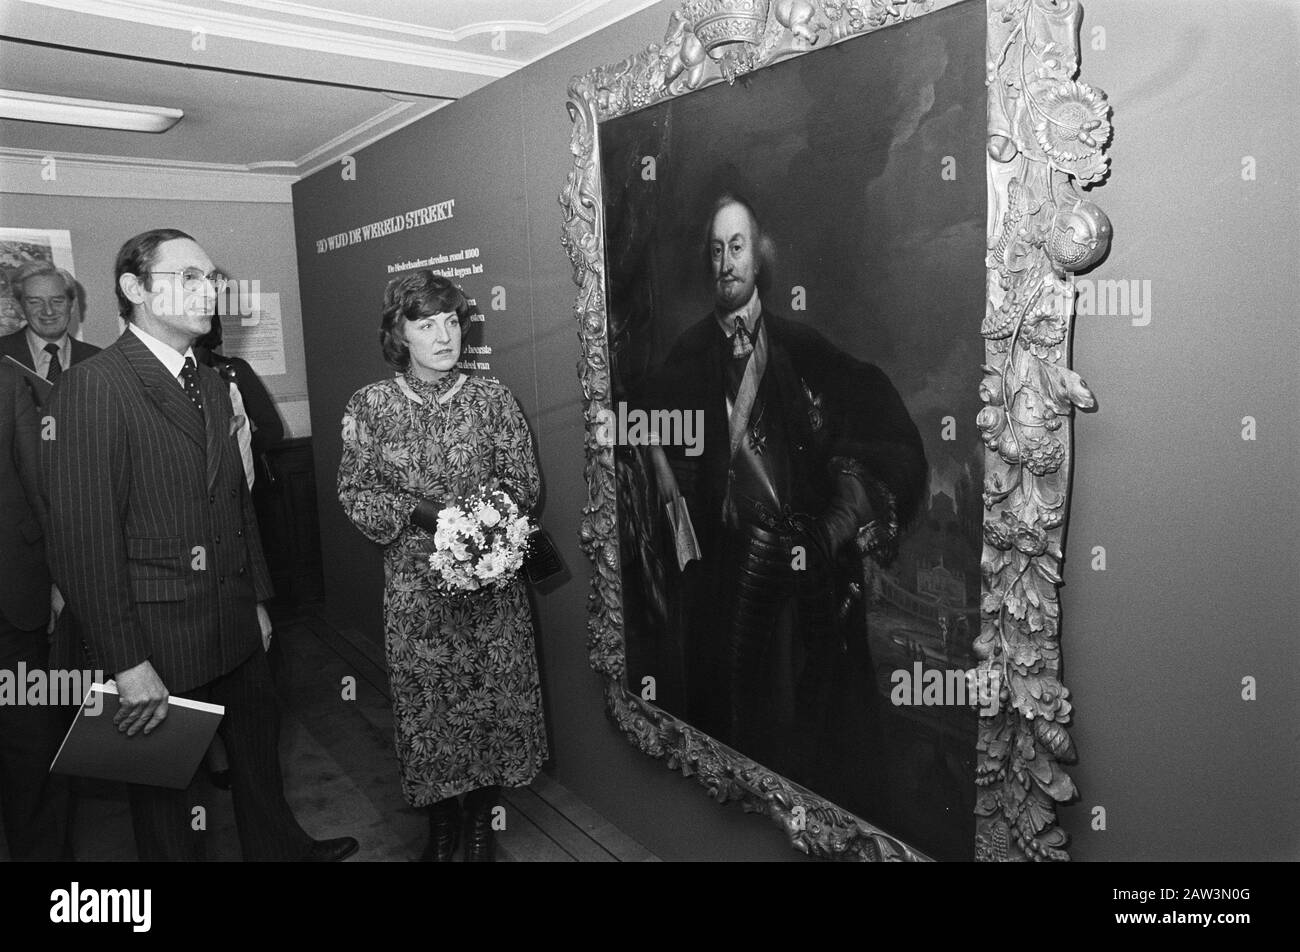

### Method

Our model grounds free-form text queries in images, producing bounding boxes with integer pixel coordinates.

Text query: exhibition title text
[315,199,455,254]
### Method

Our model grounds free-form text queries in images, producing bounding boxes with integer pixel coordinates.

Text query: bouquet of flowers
[428,488,533,592]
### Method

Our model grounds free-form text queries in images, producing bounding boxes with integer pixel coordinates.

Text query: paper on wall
[222,291,286,377]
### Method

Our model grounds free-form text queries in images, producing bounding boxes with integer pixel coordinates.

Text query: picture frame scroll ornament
[559,0,1112,862]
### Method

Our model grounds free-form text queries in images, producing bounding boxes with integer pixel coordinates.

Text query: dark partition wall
[292,0,1299,862]
[292,80,534,648]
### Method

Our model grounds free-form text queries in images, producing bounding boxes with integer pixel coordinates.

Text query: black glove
[819,471,874,557]
[785,472,874,589]
[410,497,442,533]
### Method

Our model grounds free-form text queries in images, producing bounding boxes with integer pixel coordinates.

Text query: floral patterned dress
[337,370,547,805]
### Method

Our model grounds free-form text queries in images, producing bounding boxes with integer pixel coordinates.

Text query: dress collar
[398,370,466,405]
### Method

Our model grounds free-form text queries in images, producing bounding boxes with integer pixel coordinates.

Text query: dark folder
[2,353,53,401]
[50,682,224,790]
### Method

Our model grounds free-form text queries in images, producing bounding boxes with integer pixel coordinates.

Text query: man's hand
[113,660,169,736]
[256,602,273,651]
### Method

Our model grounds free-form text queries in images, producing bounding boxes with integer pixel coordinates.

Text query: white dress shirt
[128,321,196,381]
[26,327,70,377]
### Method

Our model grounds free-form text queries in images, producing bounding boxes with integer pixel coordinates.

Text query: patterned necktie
[180,356,204,416]
[731,316,754,358]
[44,342,62,382]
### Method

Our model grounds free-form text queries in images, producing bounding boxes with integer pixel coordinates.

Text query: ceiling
[0,0,659,179]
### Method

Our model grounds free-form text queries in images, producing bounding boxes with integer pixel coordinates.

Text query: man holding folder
[41,228,357,862]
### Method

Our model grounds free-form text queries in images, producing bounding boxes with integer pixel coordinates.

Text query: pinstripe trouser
[126,646,313,862]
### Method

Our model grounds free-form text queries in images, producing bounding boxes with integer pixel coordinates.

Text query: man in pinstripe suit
[41,229,358,862]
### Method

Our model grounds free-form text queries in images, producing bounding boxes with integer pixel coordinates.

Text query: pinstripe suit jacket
[0,363,50,631]
[40,329,273,692]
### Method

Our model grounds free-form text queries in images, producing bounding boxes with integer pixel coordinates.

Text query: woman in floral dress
[337,271,547,862]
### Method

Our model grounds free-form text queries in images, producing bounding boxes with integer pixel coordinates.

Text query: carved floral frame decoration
[559,0,1111,862]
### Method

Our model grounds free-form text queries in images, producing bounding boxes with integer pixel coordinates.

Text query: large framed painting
[561,0,1113,861]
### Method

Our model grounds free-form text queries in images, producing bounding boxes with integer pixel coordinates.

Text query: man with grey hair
[0,261,100,406]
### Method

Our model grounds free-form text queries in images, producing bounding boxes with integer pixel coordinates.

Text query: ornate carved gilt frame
[559,0,1112,861]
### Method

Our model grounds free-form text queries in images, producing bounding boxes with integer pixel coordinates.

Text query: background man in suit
[2,263,101,642]
[41,228,357,862]
[0,362,70,860]
[0,262,100,406]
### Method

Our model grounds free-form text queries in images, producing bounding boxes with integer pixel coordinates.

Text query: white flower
[448,510,476,535]
[449,541,471,562]
[506,516,531,546]
[476,505,502,528]
[478,550,508,581]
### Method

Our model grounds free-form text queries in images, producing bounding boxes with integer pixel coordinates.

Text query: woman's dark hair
[380,270,474,371]
[114,228,195,321]
[196,313,223,353]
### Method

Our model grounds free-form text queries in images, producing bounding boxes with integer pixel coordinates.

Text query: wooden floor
[288,603,658,863]
[10,602,657,863]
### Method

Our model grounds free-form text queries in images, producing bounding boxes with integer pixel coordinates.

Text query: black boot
[462,786,500,862]
[420,796,460,862]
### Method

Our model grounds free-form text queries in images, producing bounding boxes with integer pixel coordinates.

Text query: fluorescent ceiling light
[0,89,183,133]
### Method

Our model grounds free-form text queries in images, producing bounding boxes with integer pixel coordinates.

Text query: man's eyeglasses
[147,269,229,293]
